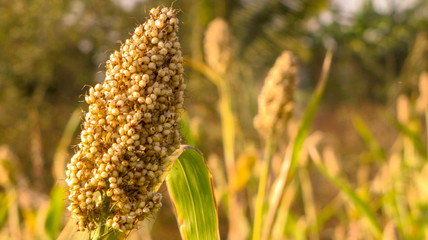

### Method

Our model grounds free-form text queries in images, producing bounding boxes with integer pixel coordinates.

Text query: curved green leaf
[353,116,386,161]
[45,186,67,239]
[166,146,219,240]
[0,192,9,230]
[311,156,382,238]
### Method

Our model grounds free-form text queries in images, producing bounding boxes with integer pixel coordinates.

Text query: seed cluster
[254,51,298,139]
[65,7,185,232]
[203,18,233,75]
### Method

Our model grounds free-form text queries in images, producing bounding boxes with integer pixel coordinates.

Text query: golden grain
[254,51,298,139]
[65,7,185,232]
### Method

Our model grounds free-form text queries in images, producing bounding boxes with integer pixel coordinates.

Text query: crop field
[0,0,428,239]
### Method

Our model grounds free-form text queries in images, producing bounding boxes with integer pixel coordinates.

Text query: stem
[90,196,126,240]
[261,50,333,240]
[219,78,242,240]
[252,134,275,240]
[219,80,235,184]
[298,164,319,240]
[425,106,428,156]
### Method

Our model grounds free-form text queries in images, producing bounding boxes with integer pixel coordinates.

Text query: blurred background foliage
[0,0,428,239]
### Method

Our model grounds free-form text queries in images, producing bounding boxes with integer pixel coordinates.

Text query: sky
[111,0,422,15]
[332,0,420,15]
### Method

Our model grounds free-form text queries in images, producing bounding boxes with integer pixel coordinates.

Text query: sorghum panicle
[204,18,233,75]
[254,51,298,139]
[65,7,185,232]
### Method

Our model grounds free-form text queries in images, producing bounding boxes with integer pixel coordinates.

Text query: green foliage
[0,193,9,231]
[353,116,387,161]
[312,156,382,237]
[321,1,428,102]
[166,147,219,240]
[45,186,66,239]
[231,0,328,65]
[388,115,427,158]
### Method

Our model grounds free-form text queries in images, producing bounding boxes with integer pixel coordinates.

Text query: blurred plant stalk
[252,51,298,240]
[261,50,332,240]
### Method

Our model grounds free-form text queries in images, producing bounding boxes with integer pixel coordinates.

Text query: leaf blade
[353,116,386,161]
[308,147,382,238]
[45,186,67,239]
[166,147,219,240]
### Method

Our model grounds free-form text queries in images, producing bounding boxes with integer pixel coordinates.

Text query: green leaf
[387,116,427,158]
[166,146,219,240]
[312,157,382,238]
[180,113,198,147]
[353,116,386,161]
[0,192,9,230]
[45,186,66,239]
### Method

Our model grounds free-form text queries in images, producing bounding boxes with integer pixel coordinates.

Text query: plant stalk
[261,50,333,240]
[425,106,428,156]
[219,78,243,239]
[252,133,275,240]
